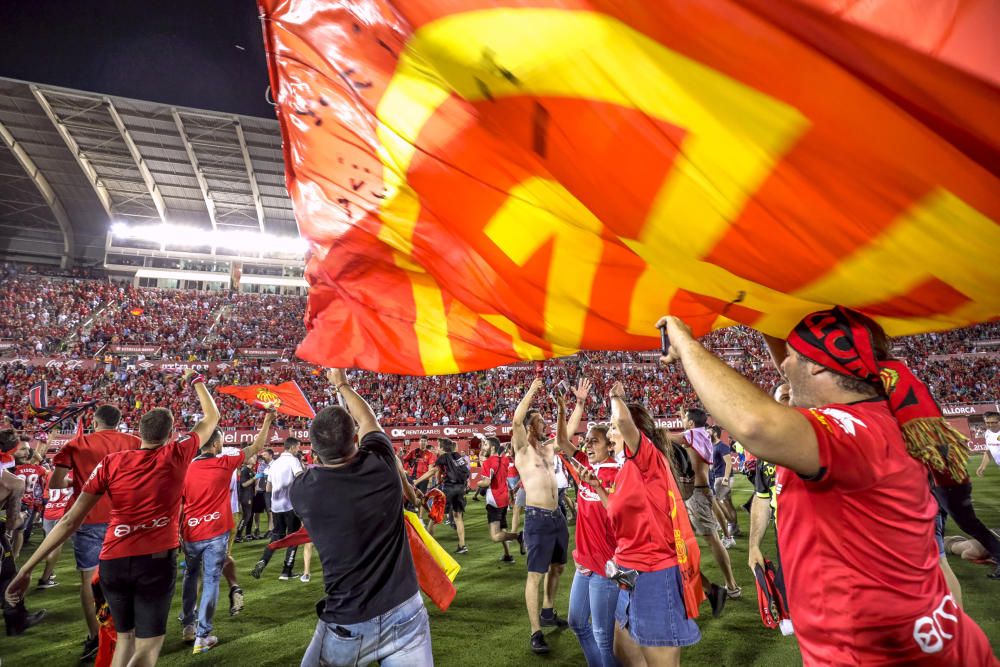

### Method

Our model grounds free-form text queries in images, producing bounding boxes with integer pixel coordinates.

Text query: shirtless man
[512,377,585,655]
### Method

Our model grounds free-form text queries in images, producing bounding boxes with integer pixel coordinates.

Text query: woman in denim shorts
[584,382,700,665]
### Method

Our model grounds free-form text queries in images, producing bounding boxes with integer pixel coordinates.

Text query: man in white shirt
[251,438,304,580]
[975,412,1000,478]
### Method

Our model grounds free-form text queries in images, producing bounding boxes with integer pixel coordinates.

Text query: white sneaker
[726,585,742,600]
[722,537,736,549]
[182,624,196,643]
[193,635,219,654]
[300,573,311,583]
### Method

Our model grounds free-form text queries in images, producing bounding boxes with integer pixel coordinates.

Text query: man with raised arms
[511,377,589,655]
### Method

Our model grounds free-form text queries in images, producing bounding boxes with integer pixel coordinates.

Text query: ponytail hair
[627,402,689,486]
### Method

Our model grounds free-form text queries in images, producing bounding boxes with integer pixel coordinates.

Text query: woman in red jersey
[585,382,700,667]
[554,395,621,667]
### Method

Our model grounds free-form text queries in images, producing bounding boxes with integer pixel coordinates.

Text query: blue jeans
[181,532,230,638]
[301,592,432,667]
[568,569,621,667]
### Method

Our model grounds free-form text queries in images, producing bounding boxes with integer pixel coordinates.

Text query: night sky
[0,0,273,118]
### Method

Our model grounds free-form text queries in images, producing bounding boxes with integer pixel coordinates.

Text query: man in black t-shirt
[415,437,470,554]
[291,369,431,667]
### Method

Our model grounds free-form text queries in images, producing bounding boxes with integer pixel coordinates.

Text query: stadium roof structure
[0,76,297,266]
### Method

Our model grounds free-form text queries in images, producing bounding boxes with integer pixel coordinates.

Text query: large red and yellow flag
[258,0,1000,375]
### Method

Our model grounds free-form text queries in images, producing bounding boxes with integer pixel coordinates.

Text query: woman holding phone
[555,397,621,667]
[578,382,700,667]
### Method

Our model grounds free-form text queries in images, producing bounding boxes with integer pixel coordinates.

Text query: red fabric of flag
[259,0,1000,375]
[218,381,316,418]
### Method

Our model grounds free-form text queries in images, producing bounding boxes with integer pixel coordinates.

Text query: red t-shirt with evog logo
[181,450,246,543]
[83,433,200,560]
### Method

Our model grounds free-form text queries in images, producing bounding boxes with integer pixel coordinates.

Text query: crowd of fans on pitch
[1,264,998,431]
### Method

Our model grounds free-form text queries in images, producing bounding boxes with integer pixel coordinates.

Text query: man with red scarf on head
[658,308,997,666]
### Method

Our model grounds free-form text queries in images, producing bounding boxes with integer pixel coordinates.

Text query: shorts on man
[684,490,720,537]
[523,506,568,574]
[99,549,177,638]
[712,478,731,501]
[74,522,108,571]
[485,504,508,529]
[443,484,466,514]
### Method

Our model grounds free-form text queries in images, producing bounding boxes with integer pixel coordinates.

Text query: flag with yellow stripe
[258,0,999,374]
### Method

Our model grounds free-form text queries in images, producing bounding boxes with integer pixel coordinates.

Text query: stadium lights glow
[110,222,308,255]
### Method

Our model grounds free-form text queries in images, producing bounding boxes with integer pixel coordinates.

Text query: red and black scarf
[787,306,969,482]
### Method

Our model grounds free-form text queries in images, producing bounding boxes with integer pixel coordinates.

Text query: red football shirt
[43,471,74,520]
[53,430,141,524]
[182,450,245,543]
[12,463,47,510]
[606,432,677,571]
[777,401,997,665]
[83,433,200,560]
[480,454,510,508]
[571,451,620,575]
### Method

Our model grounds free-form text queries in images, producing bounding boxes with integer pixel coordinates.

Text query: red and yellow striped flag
[258,0,999,375]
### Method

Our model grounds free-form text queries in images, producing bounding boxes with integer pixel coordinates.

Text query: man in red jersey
[659,308,998,666]
[38,469,74,589]
[11,439,47,559]
[48,404,140,662]
[6,370,220,667]
[476,436,520,562]
[180,409,274,654]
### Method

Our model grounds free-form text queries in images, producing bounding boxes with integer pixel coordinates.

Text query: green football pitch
[3,464,998,666]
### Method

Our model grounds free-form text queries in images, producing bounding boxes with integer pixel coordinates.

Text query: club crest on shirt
[811,408,867,436]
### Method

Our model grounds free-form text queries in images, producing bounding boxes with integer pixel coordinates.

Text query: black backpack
[444,453,470,486]
[669,442,696,501]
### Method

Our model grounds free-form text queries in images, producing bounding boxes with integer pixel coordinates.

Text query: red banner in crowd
[259,0,999,375]
[109,345,161,355]
[236,348,289,358]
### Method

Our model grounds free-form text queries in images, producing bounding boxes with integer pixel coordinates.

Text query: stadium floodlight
[109,222,308,255]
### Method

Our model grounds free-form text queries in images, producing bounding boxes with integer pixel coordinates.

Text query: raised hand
[573,378,592,401]
[609,381,626,400]
[655,315,693,366]
[327,368,348,387]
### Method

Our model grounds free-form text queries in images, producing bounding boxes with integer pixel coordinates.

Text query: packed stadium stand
[1,265,997,433]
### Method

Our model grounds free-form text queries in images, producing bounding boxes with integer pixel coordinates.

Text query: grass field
[3,463,999,666]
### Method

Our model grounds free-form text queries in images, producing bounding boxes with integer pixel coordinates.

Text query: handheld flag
[27,381,96,432]
[270,516,458,610]
[754,559,793,634]
[259,0,999,375]
[218,381,316,418]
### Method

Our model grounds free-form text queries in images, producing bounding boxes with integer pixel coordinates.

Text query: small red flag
[218,381,316,418]
[129,307,144,317]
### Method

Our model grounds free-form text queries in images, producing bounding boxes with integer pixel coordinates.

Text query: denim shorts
[523,506,568,573]
[74,522,107,571]
[615,565,701,647]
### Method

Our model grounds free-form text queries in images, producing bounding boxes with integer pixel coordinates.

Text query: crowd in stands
[0,276,123,357]
[0,341,995,433]
[1,265,997,431]
[85,287,230,358]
